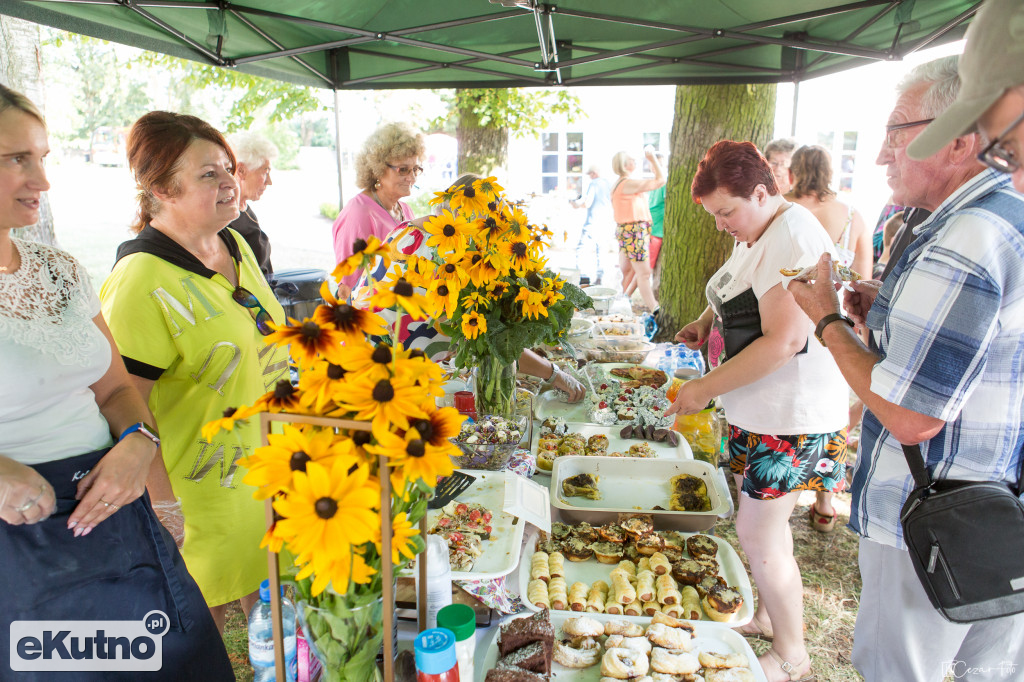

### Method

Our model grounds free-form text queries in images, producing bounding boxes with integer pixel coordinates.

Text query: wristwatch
[120,421,161,448]
[814,313,854,347]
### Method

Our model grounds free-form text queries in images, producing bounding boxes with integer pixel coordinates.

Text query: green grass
[224,602,254,682]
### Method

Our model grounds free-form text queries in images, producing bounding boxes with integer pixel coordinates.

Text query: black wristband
[814,313,854,347]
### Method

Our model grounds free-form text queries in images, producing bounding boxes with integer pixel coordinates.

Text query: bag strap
[900,443,934,490]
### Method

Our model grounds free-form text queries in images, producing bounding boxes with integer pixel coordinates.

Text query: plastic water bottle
[416,535,453,630]
[249,579,297,682]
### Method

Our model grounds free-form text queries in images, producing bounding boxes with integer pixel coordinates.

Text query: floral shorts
[728,425,847,500]
[615,221,651,262]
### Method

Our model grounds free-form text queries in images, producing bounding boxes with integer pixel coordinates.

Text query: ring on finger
[15,485,46,513]
[100,499,121,512]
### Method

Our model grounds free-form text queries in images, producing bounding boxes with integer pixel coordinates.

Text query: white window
[541,132,584,195]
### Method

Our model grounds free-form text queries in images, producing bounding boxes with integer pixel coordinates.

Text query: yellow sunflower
[336,340,414,383]
[336,373,428,430]
[485,279,511,299]
[240,425,358,499]
[504,206,530,238]
[503,238,533,275]
[423,209,474,258]
[265,317,347,367]
[407,406,466,448]
[461,291,490,310]
[296,545,376,597]
[253,380,304,413]
[474,176,505,203]
[437,259,470,289]
[366,423,456,487]
[425,279,462,320]
[401,254,436,289]
[298,360,349,414]
[313,281,389,342]
[449,179,490,216]
[373,511,420,565]
[201,403,261,441]
[369,267,433,320]
[474,215,506,246]
[515,288,549,320]
[406,354,446,400]
[462,310,487,339]
[331,235,392,281]
[460,251,488,288]
[272,457,380,564]
[543,287,565,307]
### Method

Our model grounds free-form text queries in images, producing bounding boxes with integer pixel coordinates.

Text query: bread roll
[586,580,609,613]
[530,551,550,582]
[569,581,589,611]
[527,578,550,609]
[549,551,565,578]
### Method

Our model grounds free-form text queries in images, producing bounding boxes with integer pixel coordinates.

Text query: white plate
[474,611,767,681]
[535,389,592,423]
[424,470,526,580]
[517,527,754,627]
[530,422,692,478]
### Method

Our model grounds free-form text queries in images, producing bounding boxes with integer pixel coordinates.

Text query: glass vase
[475,355,517,417]
[297,592,384,682]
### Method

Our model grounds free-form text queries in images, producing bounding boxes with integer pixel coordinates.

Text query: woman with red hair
[665,140,849,682]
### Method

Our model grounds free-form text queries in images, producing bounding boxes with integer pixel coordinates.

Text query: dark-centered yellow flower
[423,209,474,258]
[298,360,349,413]
[462,310,487,339]
[426,279,462,320]
[369,267,433,320]
[240,425,357,499]
[337,373,428,430]
[515,288,549,320]
[407,405,466,448]
[461,291,490,310]
[377,511,420,566]
[201,404,260,441]
[366,423,455,488]
[254,379,304,413]
[337,340,414,383]
[313,281,389,342]
[449,179,490,216]
[265,317,347,367]
[331,235,392,280]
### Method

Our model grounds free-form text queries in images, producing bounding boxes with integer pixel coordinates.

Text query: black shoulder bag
[899,443,1024,623]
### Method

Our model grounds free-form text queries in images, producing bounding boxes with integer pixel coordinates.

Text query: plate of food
[550,457,730,531]
[476,610,767,681]
[517,521,752,627]
[530,418,692,476]
[424,470,526,580]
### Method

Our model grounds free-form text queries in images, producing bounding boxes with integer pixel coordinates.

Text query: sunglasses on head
[386,163,424,177]
[232,286,275,336]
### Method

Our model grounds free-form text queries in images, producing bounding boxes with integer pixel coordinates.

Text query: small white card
[503,475,551,533]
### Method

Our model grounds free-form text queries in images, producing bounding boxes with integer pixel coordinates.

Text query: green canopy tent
[2,0,980,90]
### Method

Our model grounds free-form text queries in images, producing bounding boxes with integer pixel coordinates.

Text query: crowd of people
[1,0,1023,679]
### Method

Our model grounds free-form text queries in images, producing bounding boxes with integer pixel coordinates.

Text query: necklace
[371,189,403,222]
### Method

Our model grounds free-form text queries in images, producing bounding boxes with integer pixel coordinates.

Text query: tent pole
[333,87,345,210]
[791,80,800,137]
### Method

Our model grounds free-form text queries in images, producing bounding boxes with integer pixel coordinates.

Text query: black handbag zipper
[929,543,961,601]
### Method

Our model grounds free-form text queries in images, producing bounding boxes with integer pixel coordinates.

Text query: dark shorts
[615,221,651,262]
[728,425,848,500]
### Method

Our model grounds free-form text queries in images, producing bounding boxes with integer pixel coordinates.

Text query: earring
[375,181,381,189]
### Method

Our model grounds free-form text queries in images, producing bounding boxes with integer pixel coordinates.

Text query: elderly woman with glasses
[332,122,425,293]
[99,111,289,634]
[227,130,279,277]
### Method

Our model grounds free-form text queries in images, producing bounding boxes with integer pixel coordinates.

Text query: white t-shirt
[704,204,848,435]
[0,239,113,463]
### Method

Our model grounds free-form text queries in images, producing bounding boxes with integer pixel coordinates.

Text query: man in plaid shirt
[789,50,1024,682]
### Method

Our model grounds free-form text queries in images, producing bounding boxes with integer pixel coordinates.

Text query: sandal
[808,505,837,533]
[733,613,774,641]
[762,648,816,682]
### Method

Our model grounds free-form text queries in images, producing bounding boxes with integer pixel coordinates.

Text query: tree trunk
[455,90,508,177]
[0,16,57,246]
[656,83,776,340]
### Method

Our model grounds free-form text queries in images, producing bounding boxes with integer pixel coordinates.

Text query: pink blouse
[331,192,414,287]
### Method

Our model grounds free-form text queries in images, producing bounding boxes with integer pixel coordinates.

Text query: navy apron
[0,448,235,681]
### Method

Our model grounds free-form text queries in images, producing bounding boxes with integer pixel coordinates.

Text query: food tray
[474,611,767,681]
[592,320,646,344]
[578,340,655,364]
[423,470,526,580]
[534,388,593,423]
[550,457,730,531]
[517,527,753,626]
[530,422,692,478]
[585,362,669,389]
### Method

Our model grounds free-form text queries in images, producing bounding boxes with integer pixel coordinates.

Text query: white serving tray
[474,611,767,681]
[517,527,753,627]
[531,422,692,478]
[535,388,592,422]
[423,470,526,580]
[550,457,730,531]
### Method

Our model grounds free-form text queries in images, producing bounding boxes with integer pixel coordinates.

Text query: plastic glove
[153,498,185,548]
[0,456,55,526]
[552,367,585,404]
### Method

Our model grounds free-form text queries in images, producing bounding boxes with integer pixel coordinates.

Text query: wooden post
[418,515,429,630]
[380,452,395,682]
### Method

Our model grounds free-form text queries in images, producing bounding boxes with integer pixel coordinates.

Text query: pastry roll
[549,576,568,610]
[549,551,565,579]
[642,600,661,616]
[680,585,702,620]
[610,568,637,605]
[569,581,589,611]
[656,573,681,605]
[616,560,637,582]
[530,551,550,582]
[527,578,550,609]
[637,557,652,575]
[649,551,671,576]
[661,602,684,619]
[636,570,656,603]
[605,586,622,614]
[623,598,643,616]
[586,580,609,613]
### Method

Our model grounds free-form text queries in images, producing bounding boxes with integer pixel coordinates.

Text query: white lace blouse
[0,238,114,463]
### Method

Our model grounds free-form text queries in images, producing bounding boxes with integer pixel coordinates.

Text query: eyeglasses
[884,118,935,148]
[386,163,424,177]
[232,286,275,336]
[977,110,1024,174]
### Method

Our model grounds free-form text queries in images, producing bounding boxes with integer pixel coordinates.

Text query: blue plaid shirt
[850,169,1024,549]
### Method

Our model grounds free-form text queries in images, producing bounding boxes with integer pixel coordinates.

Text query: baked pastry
[605,588,622,615]
[601,647,650,679]
[652,610,696,634]
[781,260,862,283]
[679,585,702,620]
[619,513,655,540]
[704,668,757,682]
[610,568,637,605]
[548,576,568,610]
[628,441,655,457]
[497,610,554,660]
[686,534,718,559]
[536,450,556,471]
[553,636,601,668]
[693,555,720,576]
[548,551,565,579]
[650,647,700,675]
[699,650,750,669]
[636,557,651,575]
[623,598,643,617]
[527,579,550,610]
[642,600,661,616]
[622,544,642,563]
[702,584,744,622]
[696,574,728,598]
[661,603,684,619]
[484,668,548,682]
[671,559,705,586]
[568,582,589,611]
[535,532,559,555]
[645,622,693,651]
[669,473,711,512]
[562,615,606,638]
[562,473,601,500]
[497,641,548,675]
[598,524,628,544]
[636,570,656,603]
[592,542,625,564]
[530,551,550,582]
[656,573,681,605]
[659,544,684,562]
[603,619,645,637]
[562,537,595,562]
[572,522,600,545]
[605,634,652,655]
[649,552,671,576]
[586,581,609,613]
[587,434,610,453]
[636,533,666,556]
[551,522,573,541]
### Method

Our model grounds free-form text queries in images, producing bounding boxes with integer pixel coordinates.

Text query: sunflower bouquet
[203,239,464,682]
[413,176,592,415]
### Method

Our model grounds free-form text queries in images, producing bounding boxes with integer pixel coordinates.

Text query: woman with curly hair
[332,122,425,293]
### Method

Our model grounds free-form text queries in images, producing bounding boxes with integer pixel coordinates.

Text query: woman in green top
[100,112,289,632]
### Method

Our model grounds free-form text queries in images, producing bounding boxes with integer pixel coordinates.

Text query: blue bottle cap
[414,628,457,675]
[258,579,285,603]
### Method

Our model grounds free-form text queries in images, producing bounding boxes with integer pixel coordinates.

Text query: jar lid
[436,603,475,640]
[414,628,456,674]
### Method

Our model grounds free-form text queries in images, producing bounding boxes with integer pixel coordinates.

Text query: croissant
[530,551,550,582]
[527,578,550,610]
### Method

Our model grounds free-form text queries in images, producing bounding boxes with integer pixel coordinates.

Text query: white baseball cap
[907,0,1024,159]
